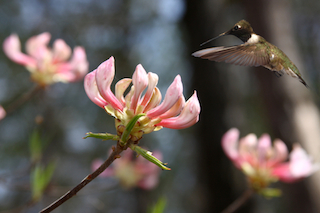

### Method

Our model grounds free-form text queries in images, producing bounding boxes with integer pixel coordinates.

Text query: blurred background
[1,0,320,212]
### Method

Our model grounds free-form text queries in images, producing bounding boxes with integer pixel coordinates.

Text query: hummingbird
[192,20,308,87]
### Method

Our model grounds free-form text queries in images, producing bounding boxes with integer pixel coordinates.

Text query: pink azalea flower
[0,106,6,120]
[222,128,318,191]
[92,149,161,190]
[84,56,200,142]
[3,33,89,86]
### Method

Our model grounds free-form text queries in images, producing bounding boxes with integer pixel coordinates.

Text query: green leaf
[120,113,145,146]
[130,144,171,170]
[31,162,56,202]
[29,129,42,163]
[148,196,167,213]
[84,132,119,141]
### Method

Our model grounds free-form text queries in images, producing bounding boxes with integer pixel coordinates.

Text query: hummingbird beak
[200,31,228,46]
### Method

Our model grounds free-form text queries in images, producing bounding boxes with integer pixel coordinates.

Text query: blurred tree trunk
[244,0,320,212]
[184,1,252,212]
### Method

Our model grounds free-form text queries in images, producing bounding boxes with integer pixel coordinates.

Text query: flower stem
[39,142,126,213]
[4,85,43,114]
[221,189,254,213]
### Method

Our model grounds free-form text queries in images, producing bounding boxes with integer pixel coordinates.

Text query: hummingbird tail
[298,76,308,88]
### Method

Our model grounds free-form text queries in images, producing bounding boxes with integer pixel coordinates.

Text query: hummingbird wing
[192,44,269,67]
[193,43,308,87]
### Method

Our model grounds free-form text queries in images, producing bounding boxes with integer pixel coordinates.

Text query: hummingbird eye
[233,25,241,31]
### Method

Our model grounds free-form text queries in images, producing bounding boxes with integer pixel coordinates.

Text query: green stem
[39,142,126,213]
[120,113,145,146]
[221,189,253,213]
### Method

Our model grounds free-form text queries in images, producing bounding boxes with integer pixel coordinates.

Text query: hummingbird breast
[246,34,260,44]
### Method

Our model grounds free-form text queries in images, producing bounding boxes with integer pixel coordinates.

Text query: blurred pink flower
[0,106,6,120]
[222,128,318,191]
[92,149,161,190]
[84,56,200,142]
[3,33,89,86]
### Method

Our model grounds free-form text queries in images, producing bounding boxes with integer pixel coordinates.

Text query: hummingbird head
[200,20,255,46]
[225,20,254,42]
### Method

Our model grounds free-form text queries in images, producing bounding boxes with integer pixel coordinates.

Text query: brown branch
[221,189,253,213]
[39,142,126,213]
[4,85,43,114]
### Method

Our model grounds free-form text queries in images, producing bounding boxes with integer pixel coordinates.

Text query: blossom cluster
[3,32,89,86]
[92,149,161,190]
[222,128,318,193]
[84,56,200,142]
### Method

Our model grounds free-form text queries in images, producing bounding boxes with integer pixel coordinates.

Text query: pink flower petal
[238,134,258,156]
[146,75,183,118]
[143,87,162,113]
[95,57,124,111]
[124,85,134,107]
[272,139,288,164]
[272,164,293,182]
[25,32,51,58]
[52,39,71,62]
[0,105,6,120]
[257,134,272,163]
[130,64,148,111]
[271,145,317,183]
[222,128,240,162]
[3,34,36,67]
[138,177,157,189]
[156,91,200,129]
[136,150,161,190]
[289,145,315,178]
[140,72,159,107]
[67,46,89,81]
[160,116,199,130]
[237,134,258,167]
[158,96,185,119]
[84,70,108,108]
[115,78,132,105]
[52,65,76,82]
